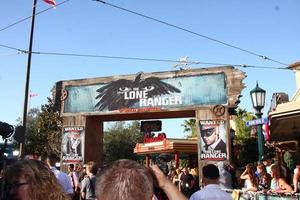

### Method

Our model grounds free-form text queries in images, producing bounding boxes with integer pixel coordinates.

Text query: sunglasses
[201,128,215,137]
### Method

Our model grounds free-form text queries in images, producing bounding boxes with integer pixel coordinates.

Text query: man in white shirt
[47,154,74,198]
[189,164,232,200]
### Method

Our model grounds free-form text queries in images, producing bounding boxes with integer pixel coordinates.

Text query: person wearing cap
[201,126,226,154]
[189,164,232,200]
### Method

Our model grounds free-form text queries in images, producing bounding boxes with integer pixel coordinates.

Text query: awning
[269,101,300,141]
[134,138,198,154]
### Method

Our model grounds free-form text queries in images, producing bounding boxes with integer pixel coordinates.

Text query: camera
[0,121,14,140]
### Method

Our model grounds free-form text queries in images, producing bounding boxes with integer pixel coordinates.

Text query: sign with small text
[141,120,162,132]
[246,118,268,127]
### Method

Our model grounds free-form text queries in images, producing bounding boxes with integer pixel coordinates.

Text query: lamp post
[250,82,266,162]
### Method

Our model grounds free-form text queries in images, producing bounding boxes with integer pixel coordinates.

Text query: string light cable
[0,0,71,32]
[93,0,289,67]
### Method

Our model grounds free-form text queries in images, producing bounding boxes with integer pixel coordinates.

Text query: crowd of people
[162,156,300,198]
[238,157,295,194]
[2,154,300,200]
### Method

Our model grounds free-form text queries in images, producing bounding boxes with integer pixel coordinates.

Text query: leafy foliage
[234,108,255,143]
[181,118,197,138]
[234,108,258,166]
[284,151,296,173]
[17,98,62,158]
[103,121,144,164]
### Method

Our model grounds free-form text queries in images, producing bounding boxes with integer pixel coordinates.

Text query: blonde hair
[96,159,154,200]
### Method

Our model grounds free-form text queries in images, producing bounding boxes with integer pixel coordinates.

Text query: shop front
[134,133,198,168]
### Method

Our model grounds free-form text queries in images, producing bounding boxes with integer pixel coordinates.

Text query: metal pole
[256,112,264,162]
[20,0,38,158]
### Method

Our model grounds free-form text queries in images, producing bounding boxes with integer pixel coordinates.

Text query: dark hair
[47,153,59,161]
[203,164,220,179]
[246,163,258,187]
[96,159,154,200]
[46,153,59,167]
[69,164,75,168]
[86,161,98,175]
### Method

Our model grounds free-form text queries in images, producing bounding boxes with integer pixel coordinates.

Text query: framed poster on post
[61,126,85,163]
[199,120,227,161]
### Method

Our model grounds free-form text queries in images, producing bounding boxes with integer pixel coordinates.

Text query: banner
[63,72,227,113]
[61,126,84,163]
[199,120,227,161]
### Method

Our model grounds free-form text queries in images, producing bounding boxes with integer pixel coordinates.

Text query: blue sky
[1,0,299,139]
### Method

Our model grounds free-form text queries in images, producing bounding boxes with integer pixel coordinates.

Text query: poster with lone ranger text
[61,126,84,163]
[199,120,227,161]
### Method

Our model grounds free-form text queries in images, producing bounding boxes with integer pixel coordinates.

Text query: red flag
[29,91,38,98]
[43,0,56,6]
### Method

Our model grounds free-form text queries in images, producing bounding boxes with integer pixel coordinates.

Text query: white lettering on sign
[123,89,182,107]
[64,127,84,131]
[124,90,148,99]
[139,96,182,107]
[200,153,227,159]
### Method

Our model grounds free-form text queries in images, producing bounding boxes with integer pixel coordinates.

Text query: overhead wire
[0,43,292,71]
[28,51,295,71]
[0,44,26,53]
[93,0,289,67]
[0,52,24,56]
[0,0,71,32]
[0,0,291,69]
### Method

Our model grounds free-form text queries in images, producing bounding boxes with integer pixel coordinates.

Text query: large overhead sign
[62,72,227,113]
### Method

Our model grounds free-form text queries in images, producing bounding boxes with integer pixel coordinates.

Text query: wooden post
[85,116,103,167]
[145,154,150,167]
[175,152,179,168]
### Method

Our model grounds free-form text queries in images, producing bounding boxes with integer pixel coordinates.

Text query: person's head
[257,163,266,175]
[245,163,258,186]
[270,164,281,179]
[46,153,59,167]
[75,163,82,172]
[68,164,75,172]
[5,159,68,200]
[202,164,220,185]
[201,126,219,146]
[96,159,154,200]
[245,163,256,174]
[85,161,98,175]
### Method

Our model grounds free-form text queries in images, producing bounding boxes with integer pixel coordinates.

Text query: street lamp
[250,82,266,162]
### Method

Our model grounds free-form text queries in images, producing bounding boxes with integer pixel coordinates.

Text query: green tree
[103,121,144,164]
[17,98,62,158]
[181,118,197,138]
[234,108,258,166]
[35,97,62,157]
[235,108,254,142]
